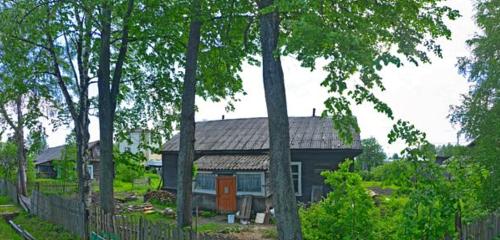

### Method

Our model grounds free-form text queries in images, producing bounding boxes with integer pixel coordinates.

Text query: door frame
[216,175,237,212]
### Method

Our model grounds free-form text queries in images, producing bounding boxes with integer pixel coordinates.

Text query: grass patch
[0,219,22,240]
[196,222,243,234]
[124,211,176,225]
[0,196,12,205]
[13,212,79,240]
[362,181,399,190]
[262,228,278,239]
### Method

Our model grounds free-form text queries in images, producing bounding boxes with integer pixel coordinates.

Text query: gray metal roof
[163,117,361,152]
[35,141,99,165]
[195,154,269,171]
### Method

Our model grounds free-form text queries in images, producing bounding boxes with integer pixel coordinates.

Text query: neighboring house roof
[163,117,361,152]
[196,154,269,171]
[35,141,99,165]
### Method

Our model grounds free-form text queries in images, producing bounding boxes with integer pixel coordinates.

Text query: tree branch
[110,0,134,115]
[0,104,17,131]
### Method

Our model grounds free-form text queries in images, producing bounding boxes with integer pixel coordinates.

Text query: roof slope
[163,117,361,152]
[196,154,269,171]
[35,141,99,165]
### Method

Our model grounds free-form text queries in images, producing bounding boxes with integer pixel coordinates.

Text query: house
[161,117,362,212]
[35,141,100,179]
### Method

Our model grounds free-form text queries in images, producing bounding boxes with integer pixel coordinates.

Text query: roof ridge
[197,116,327,123]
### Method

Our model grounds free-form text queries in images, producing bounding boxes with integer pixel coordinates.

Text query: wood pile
[143,190,176,204]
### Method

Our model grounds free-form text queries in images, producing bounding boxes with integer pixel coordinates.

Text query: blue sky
[45,0,478,156]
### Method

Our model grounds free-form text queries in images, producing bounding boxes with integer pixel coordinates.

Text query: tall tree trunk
[176,0,202,232]
[257,0,303,239]
[97,0,134,216]
[97,1,114,215]
[75,118,91,237]
[15,96,28,196]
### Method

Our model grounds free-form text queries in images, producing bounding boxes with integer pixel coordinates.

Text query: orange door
[216,176,237,212]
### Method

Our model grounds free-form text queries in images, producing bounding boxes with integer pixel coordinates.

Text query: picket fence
[90,206,192,240]
[31,190,86,237]
[462,212,500,240]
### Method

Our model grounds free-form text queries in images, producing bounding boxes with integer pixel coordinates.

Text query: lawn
[0,196,22,240]
[0,219,22,240]
[13,212,79,240]
[0,195,79,240]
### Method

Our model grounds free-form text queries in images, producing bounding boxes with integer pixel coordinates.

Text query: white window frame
[87,164,94,180]
[193,171,216,194]
[291,162,302,196]
[236,172,265,196]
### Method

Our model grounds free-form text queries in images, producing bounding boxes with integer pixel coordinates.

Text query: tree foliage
[355,137,386,171]
[451,0,500,211]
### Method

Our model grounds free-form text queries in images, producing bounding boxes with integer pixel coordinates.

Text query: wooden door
[216,176,237,212]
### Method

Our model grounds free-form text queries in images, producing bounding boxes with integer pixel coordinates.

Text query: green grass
[13,212,79,240]
[262,228,278,239]
[196,222,244,234]
[0,219,22,240]
[125,211,176,224]
[0,196,11,205]
[362,181,399,190]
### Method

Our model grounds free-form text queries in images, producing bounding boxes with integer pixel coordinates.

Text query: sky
[45,0,479,156]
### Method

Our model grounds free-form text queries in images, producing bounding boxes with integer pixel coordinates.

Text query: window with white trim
[291,162,302,196]
[194,172,215,193]
[237,173,263,194]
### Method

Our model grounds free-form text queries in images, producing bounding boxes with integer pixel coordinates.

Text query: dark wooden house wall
[162,149,360,204]
[290,150,358,202]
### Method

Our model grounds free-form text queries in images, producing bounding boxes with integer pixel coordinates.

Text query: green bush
[300,160,379,240]
[114,151,145,183]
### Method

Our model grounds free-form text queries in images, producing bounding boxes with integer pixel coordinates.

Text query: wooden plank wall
[0,179,18,204]
[462,212,500,240]
[30,190,86,238]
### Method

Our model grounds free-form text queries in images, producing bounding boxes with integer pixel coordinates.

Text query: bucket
[227,214,235,224]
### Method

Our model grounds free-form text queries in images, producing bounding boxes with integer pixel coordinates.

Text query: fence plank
[463,212,500,240]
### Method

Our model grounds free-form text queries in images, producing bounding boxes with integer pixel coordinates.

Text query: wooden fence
[0,179,18,204]
[90,206,193,240]
[33,181,79,195]
[462,212,500,240]
[31,190,86,238]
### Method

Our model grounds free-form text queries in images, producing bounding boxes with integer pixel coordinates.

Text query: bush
[114,151,145,183]
[300,160,379,240]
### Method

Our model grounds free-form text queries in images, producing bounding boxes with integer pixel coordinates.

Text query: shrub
[300,160,379,240]
[114,151,145,183]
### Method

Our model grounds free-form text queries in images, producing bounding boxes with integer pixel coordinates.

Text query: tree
[355,137,386,171]
[451,0,500,211]
[162,1,255,231]
[175,0,202,231]
[0,21,55,196]
[255,0,458,237]
[96,0,134,215]
[0,2,102,234]
[257,1,304,239]
[0,141,18,181]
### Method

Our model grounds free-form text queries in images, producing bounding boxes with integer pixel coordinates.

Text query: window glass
[291,162,301,195]
[194,173,215,191]
[237,173,262,193]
